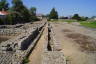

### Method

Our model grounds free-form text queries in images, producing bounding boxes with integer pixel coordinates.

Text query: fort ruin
[0,21,66,64]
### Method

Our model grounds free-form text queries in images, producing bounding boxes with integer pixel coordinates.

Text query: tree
[30,7,36,16]
[72,14,81,20]
[80,16,88,21]
[0,0,9,11]
[12,0,31,23]
[49,8,58,19]
[72,14,88,21]
[30,7,39,21]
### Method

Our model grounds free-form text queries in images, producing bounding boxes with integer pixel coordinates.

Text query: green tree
[72,14,88,21]
[49,8,58,19]
[30,7,39,21]
[0,0,9,11]
[30,7,36,16]
[5,14,14,25]
[72,14,81,21]
[80,16,88,21]
[12,0,31,23]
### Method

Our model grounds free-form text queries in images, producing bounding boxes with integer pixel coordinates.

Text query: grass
[23,58,30,64]
[49,19,96,28]
[80,21,96,28]
[49,19,77,23]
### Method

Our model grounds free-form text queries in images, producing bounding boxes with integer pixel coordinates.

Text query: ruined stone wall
[42,23,66,64]
[0,24,24,36]
[0,22,46,64]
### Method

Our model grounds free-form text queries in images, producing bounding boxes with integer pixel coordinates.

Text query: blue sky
[8,0,96,17]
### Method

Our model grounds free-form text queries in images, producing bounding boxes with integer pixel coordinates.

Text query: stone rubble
[0,21,66,64]
[42,23,66,64]
[0,21,46,64]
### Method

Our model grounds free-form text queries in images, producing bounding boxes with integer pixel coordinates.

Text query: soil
[51,22,96,64]
[0,35,12,43]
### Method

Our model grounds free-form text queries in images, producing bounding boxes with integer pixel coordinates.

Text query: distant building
[0,11,9,19]
[94,18,96,20]
[91,16,96,21]
[36,13,43,20]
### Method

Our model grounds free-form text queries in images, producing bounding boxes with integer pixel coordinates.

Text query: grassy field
[49,19,96,28]
[80,21,96,28]
[49,19,77,23]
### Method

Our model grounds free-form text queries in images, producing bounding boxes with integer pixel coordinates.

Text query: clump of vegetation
[49,19,77,23]
[72,14,88,21]
[23,58,30,64]
[48,8,58,20]
[80,21,96,28]
[0,0,39,25]
[0,0,9,11]
[30,7,40,21]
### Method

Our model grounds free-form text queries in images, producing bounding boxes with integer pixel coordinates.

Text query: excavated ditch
[47,26,52,51]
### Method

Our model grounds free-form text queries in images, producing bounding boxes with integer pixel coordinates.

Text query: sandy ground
[51,22,96,64]
[29,26,47,64]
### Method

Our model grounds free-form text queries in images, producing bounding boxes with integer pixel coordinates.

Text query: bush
[5,14,14,25]
[0,18,4,25]
[72,14,88,21]
[23,58,30,64]
[31,16,40,21]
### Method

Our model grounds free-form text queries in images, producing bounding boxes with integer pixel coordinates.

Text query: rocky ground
[0,34,19,43]
[51,22,96,64]
[0,35,13,43]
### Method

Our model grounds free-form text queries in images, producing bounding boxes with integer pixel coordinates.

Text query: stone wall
[42,23,66,64]
[0,22,46,64]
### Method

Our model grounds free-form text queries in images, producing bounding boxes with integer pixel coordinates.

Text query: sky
[8,0,96,17]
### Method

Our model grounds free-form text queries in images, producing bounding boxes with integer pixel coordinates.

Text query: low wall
[42,23,66,64]
[0,22,46,64]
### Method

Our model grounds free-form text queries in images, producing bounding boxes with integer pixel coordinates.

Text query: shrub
[23,58,30,64]
[5,14,14,25]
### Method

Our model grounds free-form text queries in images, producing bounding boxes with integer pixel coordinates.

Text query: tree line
[0,0,89,25]
[48,8,88,21]
[0,0,39,25]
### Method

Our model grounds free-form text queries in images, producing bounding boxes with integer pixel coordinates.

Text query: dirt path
[29,26,47,64]
[51,22,96,64]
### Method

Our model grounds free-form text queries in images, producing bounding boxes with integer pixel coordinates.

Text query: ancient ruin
[0,21,66,64]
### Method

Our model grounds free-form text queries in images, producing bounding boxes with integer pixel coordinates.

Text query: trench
[21,28,39,50]
[47,26,52,51]
[28,25,46,64]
